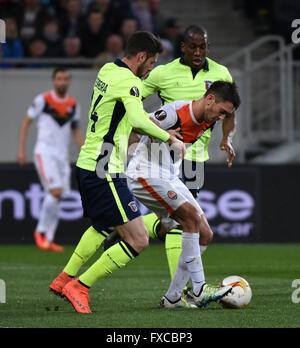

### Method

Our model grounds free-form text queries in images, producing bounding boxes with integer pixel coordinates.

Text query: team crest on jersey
[130,86,140,97]
[128,201,138,212]
[167,190,177,200]
[154,109,167,121]
[204,80,213,90]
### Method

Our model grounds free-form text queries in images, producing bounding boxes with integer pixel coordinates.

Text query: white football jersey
[126,100,191,180]
[27,90,80,159]
[127,99,214,181]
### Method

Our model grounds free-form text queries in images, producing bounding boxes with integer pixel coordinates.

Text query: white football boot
[159,295,197,309]
[194,283,233,308]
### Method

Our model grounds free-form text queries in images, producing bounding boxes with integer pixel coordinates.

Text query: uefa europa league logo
[0,19,6,43]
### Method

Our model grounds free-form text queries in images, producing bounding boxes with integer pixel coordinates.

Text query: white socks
[166,232,206,301]
[36,193,60,242]
[165,252,190,302]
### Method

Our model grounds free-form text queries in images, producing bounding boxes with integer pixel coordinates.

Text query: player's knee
[182,206,202,232]
[49,188,63,200]
[132,233,149,253]
[199,215,213,245]
[173,203,199,232]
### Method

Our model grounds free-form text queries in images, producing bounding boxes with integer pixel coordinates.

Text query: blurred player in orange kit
[17,68,84,251]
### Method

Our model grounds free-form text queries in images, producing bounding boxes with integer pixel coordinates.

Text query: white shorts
[34,152,71,193]
[127,176,203,230]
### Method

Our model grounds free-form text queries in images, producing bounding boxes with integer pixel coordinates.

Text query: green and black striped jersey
[77,59,170,173]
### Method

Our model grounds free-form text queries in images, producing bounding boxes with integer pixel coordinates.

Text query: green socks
[64,226,108,277]
[142,214,183,280]
[142,213,161,240]
[64,225,139,288]
[79,240,139,287]
[165,229,182,279]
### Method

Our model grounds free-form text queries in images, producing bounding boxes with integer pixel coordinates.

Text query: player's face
[52,71,71,96]
[203,95,234,123]
[136,53,159,78]
[181,33,209,70]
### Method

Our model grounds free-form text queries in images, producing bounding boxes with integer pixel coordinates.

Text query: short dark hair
[124,31,163,59]
[204,81,241,110]
[52,67,70,79]
[183,25,208,42]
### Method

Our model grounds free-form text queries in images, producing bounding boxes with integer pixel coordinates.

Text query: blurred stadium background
[0,0,300,245]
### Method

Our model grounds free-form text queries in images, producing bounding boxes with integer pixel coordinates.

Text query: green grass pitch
[0,243,299,328]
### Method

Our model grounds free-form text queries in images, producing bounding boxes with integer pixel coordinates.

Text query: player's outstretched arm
[17,115,32,166]
[128,108,185,158]
[125,101,170,142]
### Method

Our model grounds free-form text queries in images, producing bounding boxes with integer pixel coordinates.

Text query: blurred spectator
[96,33,124,64]
[149,0,166,36]
[40,0,54,6]
[131,0,154,33]
[80,0,94,14]
[120,17,138,46]
[62,36,86,67]
[41,18,62,57]
[161,18,183,58]
[27,38,47,58]
[88,0,134,33]
[0,0,168,62]
[62,36,82,58]
[113,0,135,17]
[156,38,173,66]
[18,0,52,48]
[0,0,23,23]
[1,17,24,58]
[51,0,69,16]
[80,10,108,58]
[58,0,85,38]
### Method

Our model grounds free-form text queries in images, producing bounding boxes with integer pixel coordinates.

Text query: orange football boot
[62,278,91,314]
[48,242,64,252]
[34,231,49,251]
[49,271,73,297]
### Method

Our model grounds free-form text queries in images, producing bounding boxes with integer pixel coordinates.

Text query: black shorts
[76,167,141,233]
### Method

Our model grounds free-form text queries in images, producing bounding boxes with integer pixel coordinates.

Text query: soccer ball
[219,275,252,309]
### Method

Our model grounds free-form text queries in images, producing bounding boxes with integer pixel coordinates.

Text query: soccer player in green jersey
[140,25,238,280]
[49,31,185,313]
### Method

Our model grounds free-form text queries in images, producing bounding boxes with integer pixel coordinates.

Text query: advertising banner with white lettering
[0,164,89,244]
[0,164,299,244]
[199,166,260,242]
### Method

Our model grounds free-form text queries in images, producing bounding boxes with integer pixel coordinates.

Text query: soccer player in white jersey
[17,68,84,252]
[127,81,241,308]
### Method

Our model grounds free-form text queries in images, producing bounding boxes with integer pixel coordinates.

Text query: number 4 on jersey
[89,94,103,133]
[91,112,98,133]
